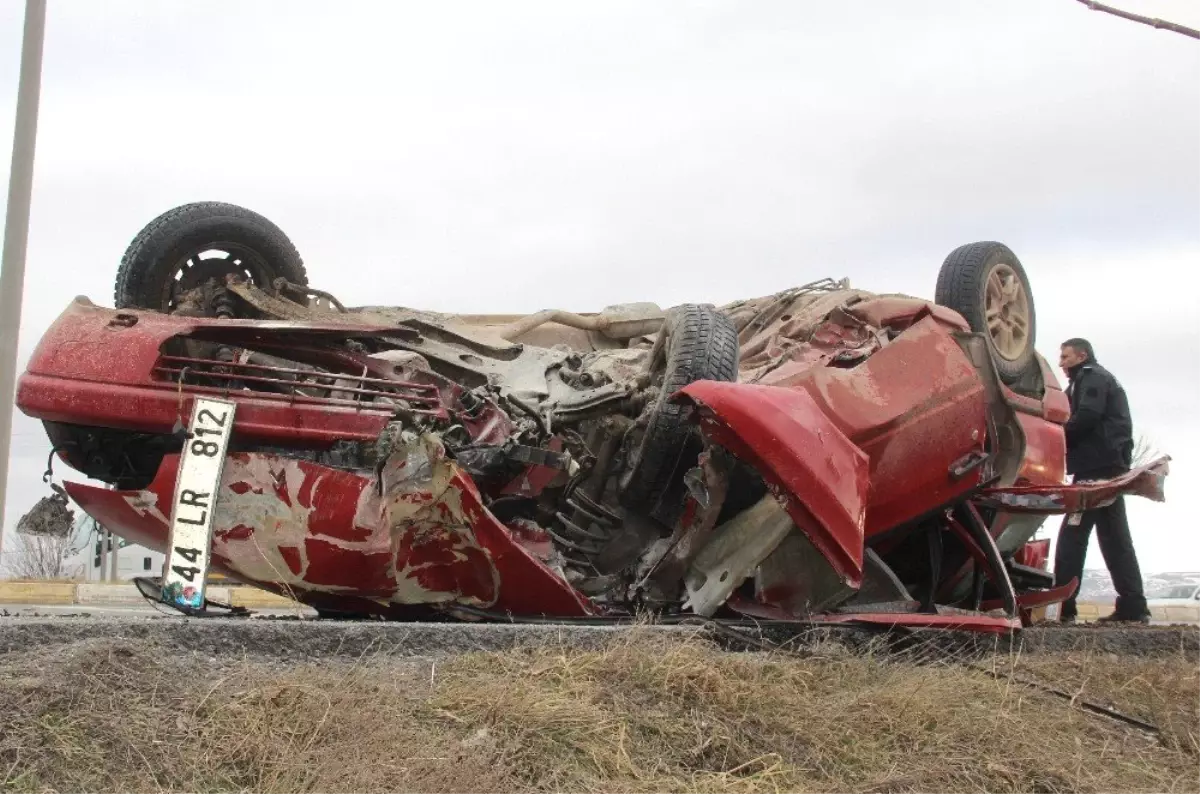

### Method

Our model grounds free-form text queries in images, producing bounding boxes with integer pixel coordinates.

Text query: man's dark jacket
[1064,359,1133,476]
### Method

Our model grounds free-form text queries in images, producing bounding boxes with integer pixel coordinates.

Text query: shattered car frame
[16,203,1169,633]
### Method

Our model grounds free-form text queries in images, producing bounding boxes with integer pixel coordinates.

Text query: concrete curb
[229,587,302,609]
[0,581,289,609]
[0,581,76,605]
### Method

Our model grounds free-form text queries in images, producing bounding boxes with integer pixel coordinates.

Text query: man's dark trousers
[1054,464,1148,620]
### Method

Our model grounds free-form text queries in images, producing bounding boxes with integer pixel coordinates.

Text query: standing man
[1054,338,1150,624]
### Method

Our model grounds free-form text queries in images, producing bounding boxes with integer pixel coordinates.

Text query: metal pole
[98,529,108,582]
[0,0,48,572]
[108,531,118,581]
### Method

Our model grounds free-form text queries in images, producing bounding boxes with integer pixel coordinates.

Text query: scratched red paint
[219,524,255,542]
[272,469,293,508]
[303,539,396,594]
[279,545,304,576]
[506,519,556,562]
[1015,538,1051,570]
[64,444,594,617]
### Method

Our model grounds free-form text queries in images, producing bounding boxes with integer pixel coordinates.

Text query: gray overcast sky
[2,1,1198,573]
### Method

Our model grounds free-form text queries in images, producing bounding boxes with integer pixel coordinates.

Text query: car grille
[152,354,446,416]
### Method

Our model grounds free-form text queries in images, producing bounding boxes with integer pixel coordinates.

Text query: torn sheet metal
[726,596,1023,634]
[979,457,1170,514]
[683,494,795,616]
[677,381,871,586]
[639,447,732,594]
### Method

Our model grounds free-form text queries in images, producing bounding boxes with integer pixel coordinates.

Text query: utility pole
[0,0,48,573]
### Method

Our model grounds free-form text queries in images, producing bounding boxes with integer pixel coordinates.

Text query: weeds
[0,628,1195,793]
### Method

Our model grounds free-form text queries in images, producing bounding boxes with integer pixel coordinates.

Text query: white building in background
[64,513,164,582]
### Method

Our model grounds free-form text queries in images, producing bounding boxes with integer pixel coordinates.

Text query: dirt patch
[1,628,1196,793]
[1018,623,1200,657]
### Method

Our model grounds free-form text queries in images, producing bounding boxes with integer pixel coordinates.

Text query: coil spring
[547,485,622,569]
[212,285,237,320]
[210,285,238,365]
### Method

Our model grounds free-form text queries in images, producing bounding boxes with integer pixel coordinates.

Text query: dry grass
[1015,650,1200,758]
[0,629,1196,793]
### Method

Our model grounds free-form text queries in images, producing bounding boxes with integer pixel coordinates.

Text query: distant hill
[1077,570,1200,603]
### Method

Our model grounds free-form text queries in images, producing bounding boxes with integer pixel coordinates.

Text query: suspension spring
[548,485,622,569]
[210,284,239,367]
[212,285,237,320]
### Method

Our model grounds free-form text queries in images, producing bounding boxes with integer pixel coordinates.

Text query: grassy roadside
[1,629,1196,793]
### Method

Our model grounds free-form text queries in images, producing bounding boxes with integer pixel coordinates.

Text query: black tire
[935,241,1036,385]
[115,202,308,312]
[618,304,739,514]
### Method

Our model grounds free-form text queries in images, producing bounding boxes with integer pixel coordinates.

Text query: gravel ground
[0,614,1195,659]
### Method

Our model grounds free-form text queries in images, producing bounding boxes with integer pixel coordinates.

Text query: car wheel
[935,241,1036,384]
[618,304,739,515]
[115,202,308,313]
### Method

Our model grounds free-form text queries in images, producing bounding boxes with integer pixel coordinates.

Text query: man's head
[1059,338,1094,372]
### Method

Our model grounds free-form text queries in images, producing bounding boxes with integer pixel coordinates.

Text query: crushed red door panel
[676,315,990,586]
[761,316,991,536]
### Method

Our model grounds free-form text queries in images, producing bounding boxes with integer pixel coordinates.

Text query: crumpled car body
[18,276,1169,632]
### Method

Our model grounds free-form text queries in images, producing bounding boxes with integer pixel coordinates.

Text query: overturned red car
[16,202,1169,632]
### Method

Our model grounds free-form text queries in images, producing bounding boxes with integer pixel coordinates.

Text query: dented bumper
[64,434,594,617]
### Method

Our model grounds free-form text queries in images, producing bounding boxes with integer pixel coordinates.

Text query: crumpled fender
[675,381,869,587]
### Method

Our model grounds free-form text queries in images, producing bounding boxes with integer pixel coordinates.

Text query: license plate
[161,397,237,610]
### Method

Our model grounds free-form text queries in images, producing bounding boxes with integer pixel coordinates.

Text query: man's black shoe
[1096,612,1151,625]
